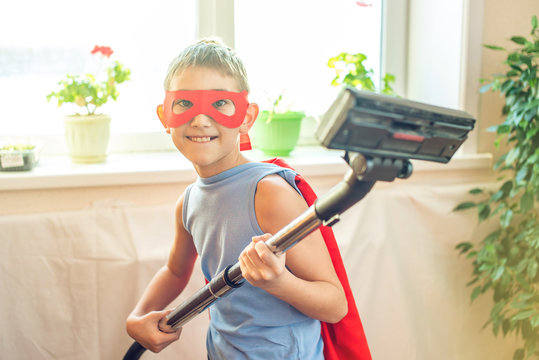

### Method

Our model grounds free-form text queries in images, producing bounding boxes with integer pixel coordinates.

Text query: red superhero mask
[157,90,249,128]
[156,89,252,151]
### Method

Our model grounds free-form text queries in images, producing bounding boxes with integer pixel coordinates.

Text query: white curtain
[0,178,521,359]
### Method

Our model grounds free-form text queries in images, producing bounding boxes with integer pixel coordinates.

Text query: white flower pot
[64,114,111,163]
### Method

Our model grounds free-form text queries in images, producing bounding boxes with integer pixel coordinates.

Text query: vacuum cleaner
[123,87,475,359]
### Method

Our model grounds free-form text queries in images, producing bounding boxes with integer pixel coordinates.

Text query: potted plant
[327,51,397,95]
[454,16,539,360]
[252,92,305,157]
[0,143,42,171]
[47,45,131,163]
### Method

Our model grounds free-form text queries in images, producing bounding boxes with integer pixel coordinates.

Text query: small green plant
[264,92,284,124]
[455,15,539,360]
[0,144,35,151]
[47,45,131,115]
[262,91,303,124]
[327,51,396,95]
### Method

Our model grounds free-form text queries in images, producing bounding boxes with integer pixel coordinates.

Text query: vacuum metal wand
[158,207,323,333]
[157,167,376,334]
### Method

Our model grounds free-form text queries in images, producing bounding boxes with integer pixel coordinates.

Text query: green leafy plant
[455,15,539,360]
[0,144,35,151]
[47,45,131,115]
[327,51,396,95]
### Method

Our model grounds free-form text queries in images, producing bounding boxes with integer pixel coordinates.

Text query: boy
[126,38,347,359]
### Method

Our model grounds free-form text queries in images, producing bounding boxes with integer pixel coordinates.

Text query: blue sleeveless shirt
[183,162,323,360]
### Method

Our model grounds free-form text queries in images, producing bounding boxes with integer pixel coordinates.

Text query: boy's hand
[238,234,287,290]
[126,309,181,353]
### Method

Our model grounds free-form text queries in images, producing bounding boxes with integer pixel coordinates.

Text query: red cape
[263,158,372,360]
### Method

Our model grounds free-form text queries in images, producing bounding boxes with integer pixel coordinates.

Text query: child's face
[167,66,255,177]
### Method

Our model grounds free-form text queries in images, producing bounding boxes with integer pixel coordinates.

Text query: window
[1,0,387,154]
[0,0,196,138]
[4,1,480,157]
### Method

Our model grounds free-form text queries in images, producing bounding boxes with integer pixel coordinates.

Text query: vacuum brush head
[316,87,476,163]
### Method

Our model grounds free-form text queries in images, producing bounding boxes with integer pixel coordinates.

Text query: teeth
[189,136,212,142]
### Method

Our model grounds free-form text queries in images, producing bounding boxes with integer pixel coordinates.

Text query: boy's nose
[190,113,213,127]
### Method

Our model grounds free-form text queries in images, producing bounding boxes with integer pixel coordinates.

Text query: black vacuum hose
[123,341,146,360]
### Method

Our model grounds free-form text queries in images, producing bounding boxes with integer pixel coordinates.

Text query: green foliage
[0,144,35,151]
[327,51,397,95]
[47,47,131,115]
[455,16,539,360]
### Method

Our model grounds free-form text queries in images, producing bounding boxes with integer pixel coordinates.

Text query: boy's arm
[126,194,198,353]
[240,175,348,324]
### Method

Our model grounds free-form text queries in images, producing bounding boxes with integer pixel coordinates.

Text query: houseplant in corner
[454,16,539,360]
[47,45,131,163]
[252,92,305,156]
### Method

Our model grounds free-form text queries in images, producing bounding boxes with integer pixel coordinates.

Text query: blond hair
[164,38,250,92]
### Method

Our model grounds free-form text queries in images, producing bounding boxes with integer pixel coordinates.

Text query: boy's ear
[241,102,259,132]
[157,104,166,127]
[157,104,171,134]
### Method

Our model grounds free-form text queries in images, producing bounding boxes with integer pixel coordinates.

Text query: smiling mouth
[187,136,218,143]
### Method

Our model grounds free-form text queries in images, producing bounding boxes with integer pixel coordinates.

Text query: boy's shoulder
[256,171,303,204]
[254,166,308,234]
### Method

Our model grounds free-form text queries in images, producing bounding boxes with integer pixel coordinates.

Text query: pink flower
[356,1,372,7]
[91,45,114,58]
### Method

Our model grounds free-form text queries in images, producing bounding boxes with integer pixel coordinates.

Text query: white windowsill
[0,146,493,191]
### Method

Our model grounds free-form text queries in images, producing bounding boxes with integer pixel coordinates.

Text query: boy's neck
[193,153,252,178]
